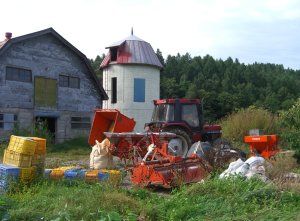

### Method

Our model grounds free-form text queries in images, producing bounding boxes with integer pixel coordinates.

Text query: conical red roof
[100,33,163,69]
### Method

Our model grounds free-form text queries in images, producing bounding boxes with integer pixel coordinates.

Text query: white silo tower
[101,30,163,131]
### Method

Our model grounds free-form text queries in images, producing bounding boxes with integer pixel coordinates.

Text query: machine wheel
[163,128,192,157]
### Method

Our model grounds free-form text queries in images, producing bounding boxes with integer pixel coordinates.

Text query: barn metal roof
[100,33,163,70]
[0,39,8,49]
[0,28,108,100]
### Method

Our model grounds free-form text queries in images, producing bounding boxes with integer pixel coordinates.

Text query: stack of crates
[1,135,47,188]
[4,135,36,167]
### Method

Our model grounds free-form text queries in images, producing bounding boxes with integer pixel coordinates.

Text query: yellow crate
[102,170,122,186]
[7,135,37,155]
[85,170,102,182]
[50,166,79,180]
[28,137,46,154]
[3,149,32,167]
[31,154,46,167]
[20,167,36,183]
[31,154,46,177]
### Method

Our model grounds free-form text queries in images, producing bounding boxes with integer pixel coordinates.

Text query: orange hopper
[244,135,280,159]
[88,109,136,146]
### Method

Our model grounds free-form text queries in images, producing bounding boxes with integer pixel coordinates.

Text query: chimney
[5,32,12,40]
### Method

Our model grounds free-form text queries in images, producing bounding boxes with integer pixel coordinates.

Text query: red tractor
[145,98,222,156]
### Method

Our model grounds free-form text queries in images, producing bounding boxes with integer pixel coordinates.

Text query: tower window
[111,77,117,104]
[110,47,118,62]
[134,78,145,102]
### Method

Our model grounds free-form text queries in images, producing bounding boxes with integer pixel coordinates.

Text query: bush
[12,121,54,144]
[220,106,279,145]
[279,98,300,163]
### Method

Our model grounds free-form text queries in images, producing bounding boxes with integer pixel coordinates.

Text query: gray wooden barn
[0,28,108,143]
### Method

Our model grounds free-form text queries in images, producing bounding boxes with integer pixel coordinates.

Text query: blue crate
[98,172,109,181]
[64,168,85,179]
[0,164,20,180]
[44,169,52,178]
[78,169,87,179]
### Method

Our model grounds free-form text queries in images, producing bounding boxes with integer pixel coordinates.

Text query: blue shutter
[134,78,145,102]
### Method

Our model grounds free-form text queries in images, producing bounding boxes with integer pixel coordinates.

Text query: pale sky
[1,0,300,70]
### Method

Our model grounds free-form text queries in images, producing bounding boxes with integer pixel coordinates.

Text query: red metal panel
[88,109,136,146]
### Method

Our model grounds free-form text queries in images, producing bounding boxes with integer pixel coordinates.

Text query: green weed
[48,136,90,153]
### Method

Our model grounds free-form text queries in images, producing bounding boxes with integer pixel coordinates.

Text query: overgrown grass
[1,178,299,221]
[48,136,90,154]
[3,180,141,220]
[151,178,300,221]
[1,135,299,220]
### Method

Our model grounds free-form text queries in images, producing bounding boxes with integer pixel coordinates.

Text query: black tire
[163,128,192,157]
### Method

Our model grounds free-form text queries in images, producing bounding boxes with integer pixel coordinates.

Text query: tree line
[90,50,300,122]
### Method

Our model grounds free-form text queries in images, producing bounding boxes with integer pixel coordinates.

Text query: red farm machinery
[88,104,214,188]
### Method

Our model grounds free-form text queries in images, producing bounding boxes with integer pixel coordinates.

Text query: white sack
[245,156,265,169]
[90,139,114,169]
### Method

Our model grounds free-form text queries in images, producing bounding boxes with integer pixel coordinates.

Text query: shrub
[279,98,300,163]
[12,121,54,144]
[220,106,279,144]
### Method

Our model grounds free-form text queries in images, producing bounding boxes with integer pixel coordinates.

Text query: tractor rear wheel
[163,128,192,157]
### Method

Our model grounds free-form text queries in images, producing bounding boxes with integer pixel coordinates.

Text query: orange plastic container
[88,109,136,146]
[85,170,102,182]
[244,135,280,159]
[28,137,47,154]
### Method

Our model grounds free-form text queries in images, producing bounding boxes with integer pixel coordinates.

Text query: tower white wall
[103,64,160,131]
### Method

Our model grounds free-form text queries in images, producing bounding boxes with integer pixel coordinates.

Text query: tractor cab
[146,98,221,155]
[148,98,204,132]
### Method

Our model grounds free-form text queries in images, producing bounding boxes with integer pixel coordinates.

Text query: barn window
[71,117,91,129]
[0,113,18,130]
[59,75,80,88]
[69,77,80,88]
[111,77,117,104]
[6,66,32,83]
[134,78,145,102]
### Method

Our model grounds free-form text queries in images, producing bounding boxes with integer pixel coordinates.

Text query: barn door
[34,77,57,108]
